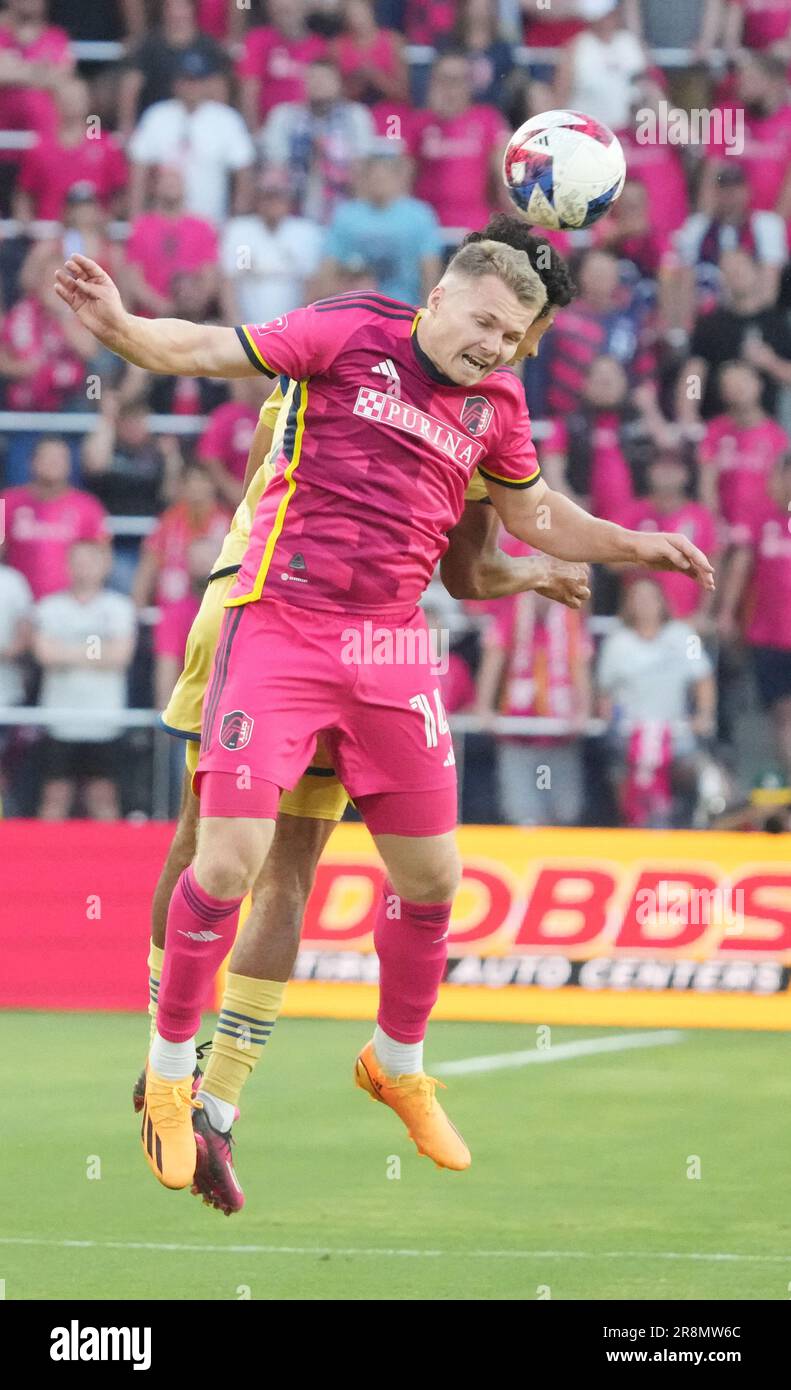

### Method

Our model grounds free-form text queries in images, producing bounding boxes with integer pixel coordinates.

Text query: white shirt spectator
[596,619,713,725]
[129,99,255,224]
[567,27,645,131]
[221,213,324,324]
[0,563,33,707]
[35,588,136,742]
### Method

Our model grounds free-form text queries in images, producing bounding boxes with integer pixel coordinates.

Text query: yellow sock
[147,941,165,1047]
[202,973,286,1108]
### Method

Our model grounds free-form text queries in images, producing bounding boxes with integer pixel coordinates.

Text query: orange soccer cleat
[354,1040,471,1171]
[140,1066,203,1190]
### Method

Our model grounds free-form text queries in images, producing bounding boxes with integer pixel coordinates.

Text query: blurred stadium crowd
[2,0,791,830]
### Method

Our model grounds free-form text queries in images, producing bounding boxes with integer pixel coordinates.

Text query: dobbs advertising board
[264,826,791,1030]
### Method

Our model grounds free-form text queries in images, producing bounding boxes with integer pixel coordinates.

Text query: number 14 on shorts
[409,689,454,763]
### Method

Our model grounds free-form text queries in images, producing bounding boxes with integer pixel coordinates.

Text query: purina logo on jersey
[460,396,493,436]
[371,358,401,397]
[219,709,254,751]
[353,388,486,467]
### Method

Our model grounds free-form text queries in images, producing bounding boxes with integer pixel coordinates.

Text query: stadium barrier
[1,821,788,1029]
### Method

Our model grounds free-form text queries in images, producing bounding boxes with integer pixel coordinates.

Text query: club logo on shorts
[460,396,494,436]
[219,709,254,750]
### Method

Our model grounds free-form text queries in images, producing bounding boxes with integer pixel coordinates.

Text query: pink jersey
[144,503,230,606]
[197,401,258,483]
[619,498,718,618]
[0,22,72,150]
[231,294,541,618]
[744,505,791,647]
[1,486,109,600]
[237,27,328,121]
[333,29,402,95]
[541,413,636,521]
[615,130,689,247]
[17,132,126,221]
[410,106,508,230]
[707,104,791,210]
[736,0,791,48]
[126,213,219,301]
[699,414,788,540]
[198,0,231,40]
[0,297,85,411]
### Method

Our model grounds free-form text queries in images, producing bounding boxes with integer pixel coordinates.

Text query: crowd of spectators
[2,0,791,828]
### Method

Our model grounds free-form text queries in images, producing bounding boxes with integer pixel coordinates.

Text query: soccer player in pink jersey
[56,244,715,1192]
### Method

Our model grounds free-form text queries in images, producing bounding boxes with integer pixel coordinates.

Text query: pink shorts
[197,597,457,805]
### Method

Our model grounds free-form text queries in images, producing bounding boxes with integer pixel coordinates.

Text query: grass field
[1,1012,789,1301]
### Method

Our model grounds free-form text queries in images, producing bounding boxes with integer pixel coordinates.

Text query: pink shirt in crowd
[154,590,200,659]
[699,414,789,540]
[144,503,230,608]
[1,486,109,600]
[0,297,85,411]
[614,130,689,249]
[0,20,72,151]
[403,1,456,44]
[18,132,127,220]
[237,26,328,121]
[735,0,791,48]
[619,497,718,618]
[546,414,636,522]
[744,505,791,647]
[333,29,402,96]
[407,106,508,231]
[126,213,219,301]
[707,104,791,210]
[196,401,259,484]
[198,0,232,40]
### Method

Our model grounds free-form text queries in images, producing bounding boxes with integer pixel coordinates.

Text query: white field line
[433,1029,685,1076]
[0,1237,788,1263]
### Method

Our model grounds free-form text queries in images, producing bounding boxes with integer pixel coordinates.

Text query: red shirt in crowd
[699,414,789,540]
[403,1,456,44]
[196,401,258,484]
[0,19,72,151]
[743,505,791,648]
[237,26,328,122]
[144,502,230,609]
[619,497,718,618]
[1,486,109,600]
[0,297,85,411]
[18,131,127,220]
[734,0,791,48]
[126,212,219,301]
[197,0,232,40]
[406,105,508,231]
[333,28,403,101]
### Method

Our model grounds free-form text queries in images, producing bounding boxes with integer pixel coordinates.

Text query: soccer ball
[503,110,626,231]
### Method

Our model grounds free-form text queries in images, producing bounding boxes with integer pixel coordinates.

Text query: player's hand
[532,557,591,609]
[54,254,129,349]
[629,531,715,590]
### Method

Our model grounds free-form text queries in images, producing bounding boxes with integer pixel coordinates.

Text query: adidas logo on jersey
[177,929,222,942]
[371,358,401,397]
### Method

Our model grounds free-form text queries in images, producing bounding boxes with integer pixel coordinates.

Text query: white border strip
[0,1237,787,1263]
[434,1030,685,1076]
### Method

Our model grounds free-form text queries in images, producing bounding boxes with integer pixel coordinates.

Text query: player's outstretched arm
[489,478,715,591]
[54,254,255,378]
[440,500,591,607]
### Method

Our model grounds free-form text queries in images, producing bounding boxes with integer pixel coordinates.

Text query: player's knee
[194,836,263,900]
[402,851,462,904]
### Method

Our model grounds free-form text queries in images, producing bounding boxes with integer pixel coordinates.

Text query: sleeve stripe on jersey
[478,463,543,490]
[312,290,418,314]
[236,326,277,376]
[314,300,416,322]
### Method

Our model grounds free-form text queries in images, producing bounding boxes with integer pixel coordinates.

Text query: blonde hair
[442,239,547,313]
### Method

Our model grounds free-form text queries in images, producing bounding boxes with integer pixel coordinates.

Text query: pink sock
[156,866,243,1043]
[374,880,452,1044]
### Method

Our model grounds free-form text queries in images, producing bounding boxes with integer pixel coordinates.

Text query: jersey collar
[410,310,461,389]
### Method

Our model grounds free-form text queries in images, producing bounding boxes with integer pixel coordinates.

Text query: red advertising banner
[2,821,790,1028]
